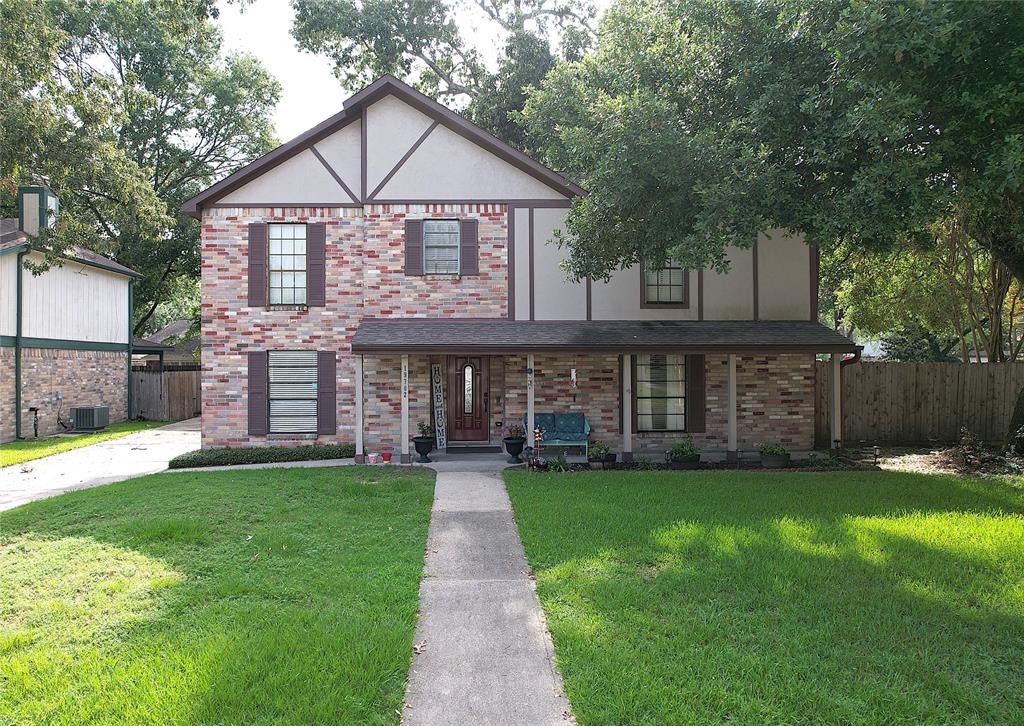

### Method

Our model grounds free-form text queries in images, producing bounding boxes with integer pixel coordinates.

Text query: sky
[215,0,610,142]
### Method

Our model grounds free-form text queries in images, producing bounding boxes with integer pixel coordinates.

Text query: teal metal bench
[523,412,590,456]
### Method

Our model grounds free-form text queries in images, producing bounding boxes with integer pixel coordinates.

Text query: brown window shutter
[405,219,423,275]
[247,223,267,307]
[307,222,326,306]
[686,354,706,433]
[247,351,268,435]
[460,217,479,275]
[317,350,337,435]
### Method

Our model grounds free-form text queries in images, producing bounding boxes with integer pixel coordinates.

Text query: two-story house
[184,75,857,462]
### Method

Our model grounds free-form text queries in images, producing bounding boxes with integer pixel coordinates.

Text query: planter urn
[412,436,436,463]
[761,453,791,469]
[503,436,526,463]
[668,453,701,469]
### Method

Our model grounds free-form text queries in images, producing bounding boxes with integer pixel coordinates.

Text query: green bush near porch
[168,443,356,468]
[0,465,434,724]
[505,469,1024,724]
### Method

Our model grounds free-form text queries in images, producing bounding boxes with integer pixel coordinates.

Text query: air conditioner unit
[70,406,110,431]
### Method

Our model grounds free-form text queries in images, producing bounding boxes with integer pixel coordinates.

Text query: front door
[448,356,489,441]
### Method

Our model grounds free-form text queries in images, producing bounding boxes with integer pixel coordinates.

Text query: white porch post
[831,352,842,449]
[526,353,535,447]
[355,354,364,463]
[400,354,411,463]
[727,353,738,463]
[621,354,633,461]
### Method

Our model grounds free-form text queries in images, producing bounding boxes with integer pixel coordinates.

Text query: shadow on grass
[506,469,1024,724]
[0,466,434,725]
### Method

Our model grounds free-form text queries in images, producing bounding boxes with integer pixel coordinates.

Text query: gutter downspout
[127,280,133,420]
[14,250,27,439]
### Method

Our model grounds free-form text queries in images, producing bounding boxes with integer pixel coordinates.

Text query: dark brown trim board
[697,269,704,321]
[639,260,690,309]
[369,121,439,200]
[752,235,760,321]
[528,207,535,321]
[353,342,862,355]
[182,75,582,218]
[585,276,592,320]
[310,145,360,203]
[810,243,820,321]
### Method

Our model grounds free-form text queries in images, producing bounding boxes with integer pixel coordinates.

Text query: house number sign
[431,363,447,450]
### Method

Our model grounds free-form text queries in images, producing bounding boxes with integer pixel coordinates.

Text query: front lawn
[506,470,1024,724]
[0,420,168,468]
[0,466,435,725]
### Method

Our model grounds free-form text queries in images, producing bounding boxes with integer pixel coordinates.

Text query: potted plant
[666,437,701,468]
[587,439,616,468]
[758,442,791,469]
[412,421,436,463]
[503,424,527,463]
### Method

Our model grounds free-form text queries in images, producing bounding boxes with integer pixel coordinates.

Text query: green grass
[505,470,1024,725]
[0,421,167,468]
[0,466,435,725]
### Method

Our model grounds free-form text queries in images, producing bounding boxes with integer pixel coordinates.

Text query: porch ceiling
[350,319,860,354]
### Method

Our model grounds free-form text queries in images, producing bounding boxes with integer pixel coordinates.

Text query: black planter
[667,453,701,469]
[588,452,617,469]
[503,437,526,463]
[761,453,791,469]
[413,436,436,463]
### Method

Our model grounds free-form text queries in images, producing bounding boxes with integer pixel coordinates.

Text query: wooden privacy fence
[132,367,201,422]
[815,362,1024,446]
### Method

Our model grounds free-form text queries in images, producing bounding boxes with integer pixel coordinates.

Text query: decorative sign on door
[431,363,447,450]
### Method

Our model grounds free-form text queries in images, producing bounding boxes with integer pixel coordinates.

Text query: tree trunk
[990,238,1024,441]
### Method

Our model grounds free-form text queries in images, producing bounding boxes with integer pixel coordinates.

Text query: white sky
[215,0,610,142]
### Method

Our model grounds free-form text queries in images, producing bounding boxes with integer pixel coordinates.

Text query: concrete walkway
[0,418,200,511]
[403,467,572,725]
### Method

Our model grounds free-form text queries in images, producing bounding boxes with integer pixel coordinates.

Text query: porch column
[727,353,738,463]
[401,353,411,463]
[355,354,365,463]
[830,352,842,449]
[621,354,633,461]
[526,353,535,446]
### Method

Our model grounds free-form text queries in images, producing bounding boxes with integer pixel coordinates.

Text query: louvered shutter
[317,351,337,435]
[405,219,424,275]
[686,354,706,433]
[307,222,326,306]
[247,351,269,435]
[247,223,268,306]
[459,218,479,275]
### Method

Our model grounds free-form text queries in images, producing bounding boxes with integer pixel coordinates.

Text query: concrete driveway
[0,418,200,512]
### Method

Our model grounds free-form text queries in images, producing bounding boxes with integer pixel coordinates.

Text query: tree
[523,0,1024,434]
[1,0,280,335]
[290,0,594,147]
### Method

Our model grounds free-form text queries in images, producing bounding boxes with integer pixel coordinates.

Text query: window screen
[635,354,686,431]
[423,219,460,274]
[269,224,307,304]
[644,263,685,304]
[268,350,318,433]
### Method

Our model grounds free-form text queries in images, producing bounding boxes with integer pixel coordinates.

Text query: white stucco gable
[218,148,354,205]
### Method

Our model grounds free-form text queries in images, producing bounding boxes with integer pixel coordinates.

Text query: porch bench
[523,412,590,456]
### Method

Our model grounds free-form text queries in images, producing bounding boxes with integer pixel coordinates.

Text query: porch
[349,319,860,464]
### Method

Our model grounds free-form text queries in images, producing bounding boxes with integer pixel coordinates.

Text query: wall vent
[70,406,110,431]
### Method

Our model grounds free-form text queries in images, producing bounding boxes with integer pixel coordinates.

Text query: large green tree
[1,0,279,335]
[524,0,1024,433]
[290,0,595,147]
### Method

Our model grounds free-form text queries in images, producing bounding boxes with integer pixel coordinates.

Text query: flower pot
[367,453,379,465]
[503,436,526,463]
[412,436,436,463]
[761,453,791,469]
[667,453,701,469]
[380,452,392,463]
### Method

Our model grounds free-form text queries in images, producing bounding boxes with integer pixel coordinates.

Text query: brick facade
[0,347,128,442]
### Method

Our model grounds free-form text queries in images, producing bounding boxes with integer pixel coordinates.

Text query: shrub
[416,421,434,438]
[757,442,789,456]
[168,444,356,469]
[588,439,612,458]
[505,424,526,439]
[668,437,700,461]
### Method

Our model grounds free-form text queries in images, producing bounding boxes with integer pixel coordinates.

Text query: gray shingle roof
[350,319,859,353]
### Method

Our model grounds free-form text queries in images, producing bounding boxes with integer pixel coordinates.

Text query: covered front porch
[349,319,860,464]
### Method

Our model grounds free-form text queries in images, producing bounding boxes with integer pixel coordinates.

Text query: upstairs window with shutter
[268,350,318,434]
[269,224,307,304]
[423,220,460,274]
[642,261,687,306]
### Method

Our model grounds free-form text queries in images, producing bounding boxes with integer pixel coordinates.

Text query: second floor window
[269,224,307,304]
[644,262,685,305]
[423,219,460,274]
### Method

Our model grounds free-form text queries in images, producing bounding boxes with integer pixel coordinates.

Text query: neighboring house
[133,320,200,368]
[184,75,857,460]
[1,187,141,442]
